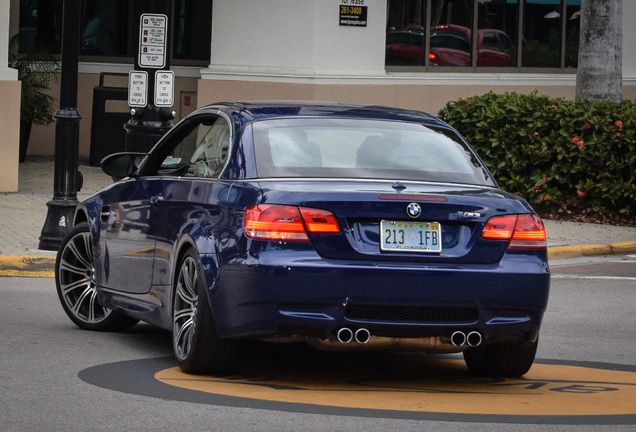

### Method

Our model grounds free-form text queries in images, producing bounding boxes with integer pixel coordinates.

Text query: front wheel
[463,338,538,377]
[55,222,139,331]
[172,248,241,374]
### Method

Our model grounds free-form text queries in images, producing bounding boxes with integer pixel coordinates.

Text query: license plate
[380,220,442,253]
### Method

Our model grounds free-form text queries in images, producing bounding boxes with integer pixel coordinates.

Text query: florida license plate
[380,220,442,253]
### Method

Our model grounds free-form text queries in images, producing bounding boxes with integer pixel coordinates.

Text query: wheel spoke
[174,317,194,357]
[71,285,94,318]
[61,277,90,296]
[59,260,88,277]
[176,279,196,305]
[66,235,93,271]
[174,308,194,321]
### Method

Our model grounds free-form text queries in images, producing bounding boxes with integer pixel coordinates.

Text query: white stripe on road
[552,275,636,281]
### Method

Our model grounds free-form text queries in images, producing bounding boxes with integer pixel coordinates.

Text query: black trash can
[89,73,130,167]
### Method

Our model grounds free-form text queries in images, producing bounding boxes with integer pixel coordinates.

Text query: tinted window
[252,119,493,186]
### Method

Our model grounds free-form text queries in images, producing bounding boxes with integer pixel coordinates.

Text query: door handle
[150,194,165,206]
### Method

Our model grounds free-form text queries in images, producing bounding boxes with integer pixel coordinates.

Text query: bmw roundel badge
[407,203,421,218]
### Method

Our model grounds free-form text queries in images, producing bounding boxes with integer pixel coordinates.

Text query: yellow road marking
[156,361,636,416]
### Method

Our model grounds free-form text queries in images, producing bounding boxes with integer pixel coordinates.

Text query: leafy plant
[438,91,636,215]
[8,33,59,126]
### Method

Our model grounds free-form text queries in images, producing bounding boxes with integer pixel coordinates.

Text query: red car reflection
[386,25,514,67]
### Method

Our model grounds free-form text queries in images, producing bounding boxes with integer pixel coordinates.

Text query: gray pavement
[1,157,636,256]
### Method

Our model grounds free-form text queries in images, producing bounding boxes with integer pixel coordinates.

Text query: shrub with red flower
[582,122,590,130]
[577,191,585,197]
[615,120,623,129]
[572,136,585,147]
[541,177,547,184]
[532,186,541,193]
[615,132,620,138]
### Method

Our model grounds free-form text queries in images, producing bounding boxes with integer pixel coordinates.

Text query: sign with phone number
[340,0,367,27]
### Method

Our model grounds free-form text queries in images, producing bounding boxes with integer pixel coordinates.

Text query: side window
[157,116,231,178]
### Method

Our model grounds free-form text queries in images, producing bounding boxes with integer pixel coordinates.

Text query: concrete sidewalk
[2,157,636,276]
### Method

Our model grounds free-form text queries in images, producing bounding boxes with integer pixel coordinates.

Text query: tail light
[429,53,437,61]
[481,214,546,249]
[244,204,341,241]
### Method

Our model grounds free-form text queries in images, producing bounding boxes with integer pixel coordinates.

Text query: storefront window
[18,0,63,54]
[173,0,212,60]
[477,0,517,67]
[17,0,212,64]
[80,0,132,57]
[522,0,561,68]
[430,0,474,67]
[565,0,580,68]
[386,0,578,71]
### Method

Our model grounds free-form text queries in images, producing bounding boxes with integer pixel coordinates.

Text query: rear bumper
[204,249,549,346]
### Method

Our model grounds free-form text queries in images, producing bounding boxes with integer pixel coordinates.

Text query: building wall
[0,80,20,192]
[199,0,636,113]
[0,0,19,192]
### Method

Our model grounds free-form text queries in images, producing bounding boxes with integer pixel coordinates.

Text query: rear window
[252,118,494,186]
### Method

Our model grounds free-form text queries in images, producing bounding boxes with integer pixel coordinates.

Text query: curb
[2,241,636,278]
[548,241,636,260]
[0,256,55,278]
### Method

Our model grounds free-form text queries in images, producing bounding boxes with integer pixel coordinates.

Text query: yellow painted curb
[0,256,55,278]
[548,241,636,260]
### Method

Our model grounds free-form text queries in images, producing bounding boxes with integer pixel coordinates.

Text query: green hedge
[438,91,636,215]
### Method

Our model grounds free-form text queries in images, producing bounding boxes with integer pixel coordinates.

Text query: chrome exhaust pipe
[467,331,482,347]
[451,331,467,347]
[354,328,370,344]
[337,327,354,344]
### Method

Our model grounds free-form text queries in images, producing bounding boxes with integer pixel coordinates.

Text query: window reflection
[18,0,63,54]
[429,0,474,67]
[565,1,581,68]
[386,0,426,66]
[81,0,132,56]
[522,0,562,68]
[477,0,517,67]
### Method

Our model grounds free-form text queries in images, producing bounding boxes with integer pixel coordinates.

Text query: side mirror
[101,152,146,182]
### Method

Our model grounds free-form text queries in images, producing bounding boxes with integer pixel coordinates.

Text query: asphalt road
[2,255,636,431]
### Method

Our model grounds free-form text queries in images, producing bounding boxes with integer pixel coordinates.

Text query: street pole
[38,0,82,250]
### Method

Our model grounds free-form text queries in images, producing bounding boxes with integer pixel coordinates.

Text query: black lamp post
[38,0,82,250]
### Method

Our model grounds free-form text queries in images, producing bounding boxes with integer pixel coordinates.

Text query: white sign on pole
[154,71,175,107]
[128,71,148,107]
[138,14,167,68]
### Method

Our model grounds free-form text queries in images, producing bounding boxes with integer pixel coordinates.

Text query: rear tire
[463,338,538,377]
[172,248,241,374]
[55,222,139,331]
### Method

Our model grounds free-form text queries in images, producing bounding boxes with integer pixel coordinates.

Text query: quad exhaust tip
[451,330,482,347]
[337,327,354,344]
[336,327,371,344]
[355,328,370,344]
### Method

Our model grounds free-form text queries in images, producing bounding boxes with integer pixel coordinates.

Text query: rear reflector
[481,214,546,249]
[244,204,341,241]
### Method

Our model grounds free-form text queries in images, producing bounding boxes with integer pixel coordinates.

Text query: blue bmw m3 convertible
[55,101,549,376]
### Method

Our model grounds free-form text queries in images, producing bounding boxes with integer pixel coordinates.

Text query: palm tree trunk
[575,0,622,101]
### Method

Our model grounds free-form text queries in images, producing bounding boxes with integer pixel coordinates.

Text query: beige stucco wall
[0,80,20,192]
[197,79,587,115]
[26,73,199,158]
